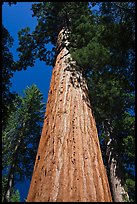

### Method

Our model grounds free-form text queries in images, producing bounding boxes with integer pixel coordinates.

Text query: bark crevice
[27,29,112,202]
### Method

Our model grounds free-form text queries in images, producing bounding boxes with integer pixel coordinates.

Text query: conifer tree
[2,25,17,129]
[88,71,135,202]
[16,3,112,202]
[65,2,135,201]
[14,2,135,202]
[86,2,135,202]
[2,85,44,202]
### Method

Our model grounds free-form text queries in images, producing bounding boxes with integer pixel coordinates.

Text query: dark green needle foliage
[2,85,45,202]
[87,2,135,202]
[16,2,99,70]
[10,189,20,202]
[2,25,18,129]
[88,71,135,201]
[2,174,20,202]
[15,2,135,201]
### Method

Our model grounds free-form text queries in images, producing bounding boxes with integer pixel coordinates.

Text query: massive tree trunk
[27,29,112,202]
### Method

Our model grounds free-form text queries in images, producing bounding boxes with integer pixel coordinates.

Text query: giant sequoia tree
[10,1,135,202]
[63,2,135,201]
[16,2,112,202]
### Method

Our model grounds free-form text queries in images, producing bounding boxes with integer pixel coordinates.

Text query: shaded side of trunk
[27,30,112,202]
[106,139,129,202]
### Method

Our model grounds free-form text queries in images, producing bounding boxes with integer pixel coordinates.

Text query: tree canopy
[2,2,135,202]
[2,25,18,129]
[2,85,45,202]
[15,2,135,201]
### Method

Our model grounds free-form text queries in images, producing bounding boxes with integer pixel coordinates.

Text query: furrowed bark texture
[107,140,129,202]
[27,30,112,202]
[109,157,129,202]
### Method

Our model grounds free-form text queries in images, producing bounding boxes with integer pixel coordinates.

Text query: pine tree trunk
[3,162,15,202]
[3,138,22,202]
[27,29,112,202]
[106,139,129,202]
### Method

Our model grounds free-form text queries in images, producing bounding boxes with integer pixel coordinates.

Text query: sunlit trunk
[106,139,129,202]
[3,165,14,202]
[27,29,112,202]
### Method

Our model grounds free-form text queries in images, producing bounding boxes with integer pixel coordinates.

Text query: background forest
[2,2,135,202]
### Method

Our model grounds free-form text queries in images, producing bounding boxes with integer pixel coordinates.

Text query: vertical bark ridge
[27,44,112,202]
[82,91,99,201]
[86,99,112,202]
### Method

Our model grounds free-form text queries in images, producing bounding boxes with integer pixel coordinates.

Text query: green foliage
[2,175,20,202]
[2,85,45,200]
[98,2,135,80]
[2,175,8,201]
[2,25,17,128]
[88,71,135,201]
[71,2,135,75]
[2,84,45,175]
[86,2,135,201]
[122,112,135,164]
[10,189,20,202]
[14,2,135,200]
[15,2,135,75]
[125,178,135,202]
[16,2,92,69]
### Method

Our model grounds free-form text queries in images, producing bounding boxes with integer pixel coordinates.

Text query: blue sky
[2,2,52,102]
[2,2,52,201]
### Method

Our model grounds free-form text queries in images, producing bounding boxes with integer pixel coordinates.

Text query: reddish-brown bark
[27,30,112,202]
